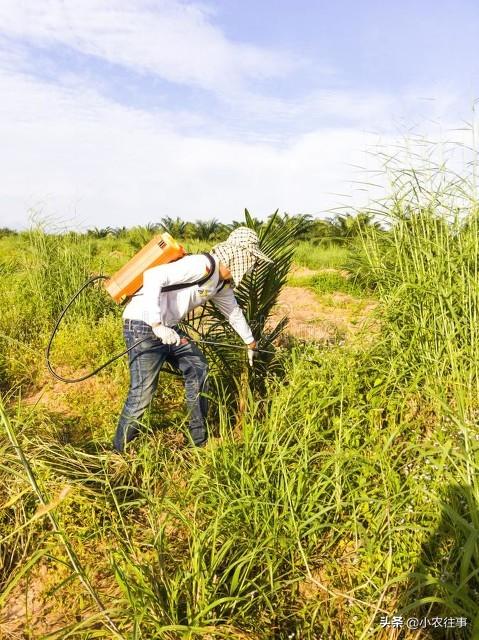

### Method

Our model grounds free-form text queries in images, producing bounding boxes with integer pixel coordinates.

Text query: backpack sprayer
[103,232,187,304]
[46,232,272,383]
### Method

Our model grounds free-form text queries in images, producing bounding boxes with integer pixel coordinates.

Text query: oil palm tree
[159,216,187,238]
[332,212,381,239]
[86,227,115,239]
[181,209,305,402]
[193,218,223,241]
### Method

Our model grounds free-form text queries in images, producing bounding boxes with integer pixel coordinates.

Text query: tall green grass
[0,228,119,390]
[2,339,477,637]
[2,172,479,638]
[293,241,352,270]
[359,190,479,398]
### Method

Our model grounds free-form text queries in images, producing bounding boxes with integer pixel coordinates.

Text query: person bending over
[113,227,273,452]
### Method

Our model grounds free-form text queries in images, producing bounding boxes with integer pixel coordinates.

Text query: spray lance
[46,232,272,383]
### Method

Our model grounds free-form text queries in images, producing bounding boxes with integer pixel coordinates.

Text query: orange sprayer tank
[104,232,186,304]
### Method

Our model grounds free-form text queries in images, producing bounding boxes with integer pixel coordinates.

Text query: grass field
[1,184,479,638]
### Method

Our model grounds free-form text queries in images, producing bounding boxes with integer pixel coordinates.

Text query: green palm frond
[194,218,223,241]
[181,209,305,400]
[159,216,188,237]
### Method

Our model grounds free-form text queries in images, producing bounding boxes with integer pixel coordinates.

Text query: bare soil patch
[0,559,118,639]
[23,367,122,412]
[0,563,65,638]
[289,265,350,279]
[269,286,378,344]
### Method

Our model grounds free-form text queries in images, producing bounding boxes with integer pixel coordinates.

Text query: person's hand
[247,341,258,367]
[152,324,181,345]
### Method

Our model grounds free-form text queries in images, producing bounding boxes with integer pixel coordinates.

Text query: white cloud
[214,83,472,142]
[0,63,393,229]
[0,0,301,95]
[0,2,473,230]
[224,89,396,131]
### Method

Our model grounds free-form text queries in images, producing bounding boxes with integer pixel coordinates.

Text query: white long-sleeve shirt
[122,253,255,344]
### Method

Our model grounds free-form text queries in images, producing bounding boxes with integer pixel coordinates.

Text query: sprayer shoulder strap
[161,252,216,292]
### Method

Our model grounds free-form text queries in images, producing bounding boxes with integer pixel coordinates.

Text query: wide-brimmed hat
[211,226,273,286]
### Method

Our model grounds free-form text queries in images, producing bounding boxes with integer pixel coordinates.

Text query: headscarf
[211,227,273,287]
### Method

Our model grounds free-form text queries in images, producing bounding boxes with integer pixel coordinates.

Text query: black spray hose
[187,339,273,354]
[46,276,273,385]
[45,275,157,384]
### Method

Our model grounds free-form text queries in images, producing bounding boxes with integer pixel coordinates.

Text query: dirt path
[269,279,378,345]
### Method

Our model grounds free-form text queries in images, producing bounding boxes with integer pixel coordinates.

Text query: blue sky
[1,0,478,229]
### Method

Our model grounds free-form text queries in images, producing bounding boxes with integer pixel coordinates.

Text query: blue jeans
[113,319,209,452]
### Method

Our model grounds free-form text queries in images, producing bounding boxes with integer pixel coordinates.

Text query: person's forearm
[211,287,254,343]
[229,309,254,344]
